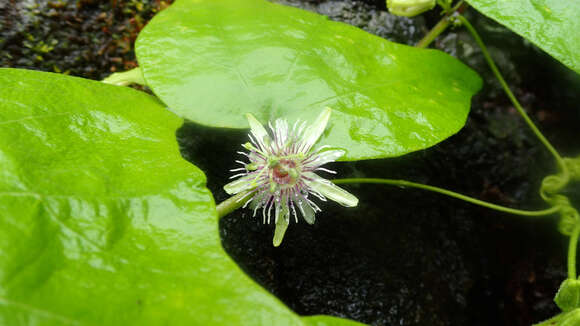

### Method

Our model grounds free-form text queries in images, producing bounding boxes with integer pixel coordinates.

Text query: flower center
[271,159,299,187]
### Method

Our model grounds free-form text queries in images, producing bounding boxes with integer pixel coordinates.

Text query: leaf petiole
[456,15,568,175]
[569,224,580,279]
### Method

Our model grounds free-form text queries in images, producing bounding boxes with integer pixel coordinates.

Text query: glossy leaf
[303,316,367,326]
[466,0,580,74]
[0,68,364,326]
[135,0,482,160]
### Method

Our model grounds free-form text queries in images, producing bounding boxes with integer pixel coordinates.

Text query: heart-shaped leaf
[0,68,364,326]
[135,0,482,160]
[466,0,580,74]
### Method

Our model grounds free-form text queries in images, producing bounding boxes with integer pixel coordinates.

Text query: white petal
[273,208,290,247]
[303,172,358,207]
[246,113,271,150]
[300,107,331,152]
[304,149,345,168]
[223,174,258,195]
[296,196,316,224]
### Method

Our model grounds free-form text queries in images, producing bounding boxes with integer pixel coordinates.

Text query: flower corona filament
[224,107,358,246]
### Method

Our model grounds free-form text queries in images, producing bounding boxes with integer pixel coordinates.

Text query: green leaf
[135,0,482,161]
[0,68,364,325]
[466,0,580,74]
[533,309,580,326]
[303,316,367,326]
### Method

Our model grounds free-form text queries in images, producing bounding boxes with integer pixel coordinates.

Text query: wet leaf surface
[136,0,482,160]
[466,0,580,74]
[0,68,363,326]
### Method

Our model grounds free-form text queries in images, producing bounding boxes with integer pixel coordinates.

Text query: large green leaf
[466,0,580,74]
[0,68,364,326]
[135,0,481,161]
[303,316,367,326]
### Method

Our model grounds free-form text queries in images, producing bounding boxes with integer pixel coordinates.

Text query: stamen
[301,154,319,166]
[267,197,274,224]
[307,198,321,212]
[235,190,255,203]
[290,199,298,223]
[253,202,260,217]
[229,173,247,179]
[242,197,254,208]
[308,189,327,201]
[314,145,331,152]
[315,167,337,174]
[262,197,270,224]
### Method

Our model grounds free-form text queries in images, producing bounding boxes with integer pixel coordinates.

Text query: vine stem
[456,15,568,175]
[332,178,560,217]
[415,15,452,49]
[568,224,580,279]
[415,1,466,48]
[216,191,252,219]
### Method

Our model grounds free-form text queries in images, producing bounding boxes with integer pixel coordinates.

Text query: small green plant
[386,2,580,324]
[0,0,578,325]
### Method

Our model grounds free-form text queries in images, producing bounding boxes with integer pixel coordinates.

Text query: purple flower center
[271,159,298,186]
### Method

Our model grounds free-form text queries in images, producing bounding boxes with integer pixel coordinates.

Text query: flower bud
[555,278,580,312]
[387,0,435,17]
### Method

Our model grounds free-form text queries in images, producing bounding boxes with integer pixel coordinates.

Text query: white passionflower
[224,107,358,247]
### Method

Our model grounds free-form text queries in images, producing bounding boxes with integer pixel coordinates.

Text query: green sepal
[273,211,290,247]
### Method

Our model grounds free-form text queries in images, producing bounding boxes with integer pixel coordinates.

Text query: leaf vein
[0,296,93,326]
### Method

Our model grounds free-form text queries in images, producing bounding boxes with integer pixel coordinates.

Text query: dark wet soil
[0,0,172,79]
[2,1,580,325]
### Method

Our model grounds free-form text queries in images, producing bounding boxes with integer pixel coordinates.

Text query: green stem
[457,15,567,175]
[416,1,465,48]
[333,178,561,217]
[216,191,252,219]
[102,67,145,86]
[416,15,452,48]
[568,224,580,279]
